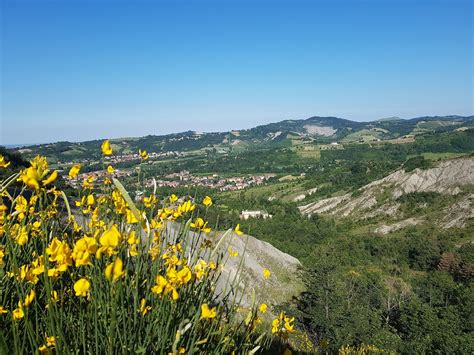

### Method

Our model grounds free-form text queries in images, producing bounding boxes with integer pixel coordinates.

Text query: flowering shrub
[338,343,386,354]
[0,147,279,353]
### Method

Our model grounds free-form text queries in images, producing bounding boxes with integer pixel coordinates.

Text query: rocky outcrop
[164,223,303,308]
[374,158,474,198]
[440,194,474,229]
[299,157,474,226]
[375,218,423,235]
[304,124,337,136]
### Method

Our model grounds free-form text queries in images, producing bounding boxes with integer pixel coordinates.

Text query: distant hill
[10,115,474,162]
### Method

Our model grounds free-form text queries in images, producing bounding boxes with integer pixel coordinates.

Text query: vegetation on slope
[0,150,306,354]
[4,117,474,353]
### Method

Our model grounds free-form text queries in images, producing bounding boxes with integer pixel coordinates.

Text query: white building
[240,210,272,220]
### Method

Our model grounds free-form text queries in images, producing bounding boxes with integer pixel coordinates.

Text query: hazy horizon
[1,0,473,145]
[3,113,473,147]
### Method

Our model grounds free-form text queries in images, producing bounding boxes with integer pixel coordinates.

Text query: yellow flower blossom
[263,268,271,279]
[271,311,295,336]
[139,298,151,316]
[69,164,81,178]
[175,200,195,216]
[12,303,24,320]
[39,335,56,352]
[151,275,168,295]
[101,139,113,156]
[18,156,57,190]
[31,256,45,276]
[0,306,8,315]
[127,231,140,257]
[111,190,127,214]
[31,220,42,235]
[194,259,208,280]
[200,304,217,320]
[169,194,178,203]
[148,245,160,261]
[24,289,36,307]
[234,224,243,236]
[97,225,121,258]
[15,195,28,214]
[46,336,56,346]
[228,248,238,257]
[42,170,58,186]
[15,226,29,246]
[72,236,97,267]
[74,278,90,297]
[16,264,39,284]
[104,257,125,282]
[51,291,59,303]
[86,194,95,206]
[46,238,72,271]
[139,149,149,160]
[151,275,179,301]
[0,155,11,168]
[126,208,139,224]
[284,318,295,332]
[202,196,213,207]
[143,194,157,208]
[176,266,192,285]
[83,175,95,189]
[0,245,5,266]
[190,218,211,233]
[259,303,267,313]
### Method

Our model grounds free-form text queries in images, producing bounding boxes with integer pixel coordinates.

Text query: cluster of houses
[58,150,186,170]
[146,170,276,191]
[104,150,185,164]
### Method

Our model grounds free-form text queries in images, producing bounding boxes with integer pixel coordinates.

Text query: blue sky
[1,0,472,144]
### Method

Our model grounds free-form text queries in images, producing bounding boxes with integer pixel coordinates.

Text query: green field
[409,152,471,161]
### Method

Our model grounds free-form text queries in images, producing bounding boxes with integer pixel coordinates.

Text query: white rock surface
[299,158,474,218]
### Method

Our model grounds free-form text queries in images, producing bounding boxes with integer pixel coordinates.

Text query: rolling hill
[10,115,474,163]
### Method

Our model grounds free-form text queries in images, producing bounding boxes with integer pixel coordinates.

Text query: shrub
[0,150,279,353]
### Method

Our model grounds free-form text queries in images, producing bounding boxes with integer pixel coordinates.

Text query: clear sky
[1,0,473,145]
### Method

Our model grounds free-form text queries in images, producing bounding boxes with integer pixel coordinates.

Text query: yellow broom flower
[101,140,113,156]
[200,304,217,320]
[74,278,90,297]
[202,196,213,207]
[68,164,81,178]
[104,257,125,282]
[0,155,11,168]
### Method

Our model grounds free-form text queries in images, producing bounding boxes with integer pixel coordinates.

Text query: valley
[2,114,474,353]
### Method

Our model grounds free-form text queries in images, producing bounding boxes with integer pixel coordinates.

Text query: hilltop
[11,115,474,163]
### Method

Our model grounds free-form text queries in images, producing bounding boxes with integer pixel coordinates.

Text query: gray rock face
[385,158,474,198]
[304,124,337,136]
[440,194,474,229]
[217,230,304,307]
[299,158,474,217]
[163,223,303,308]
[375,218,423,235]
